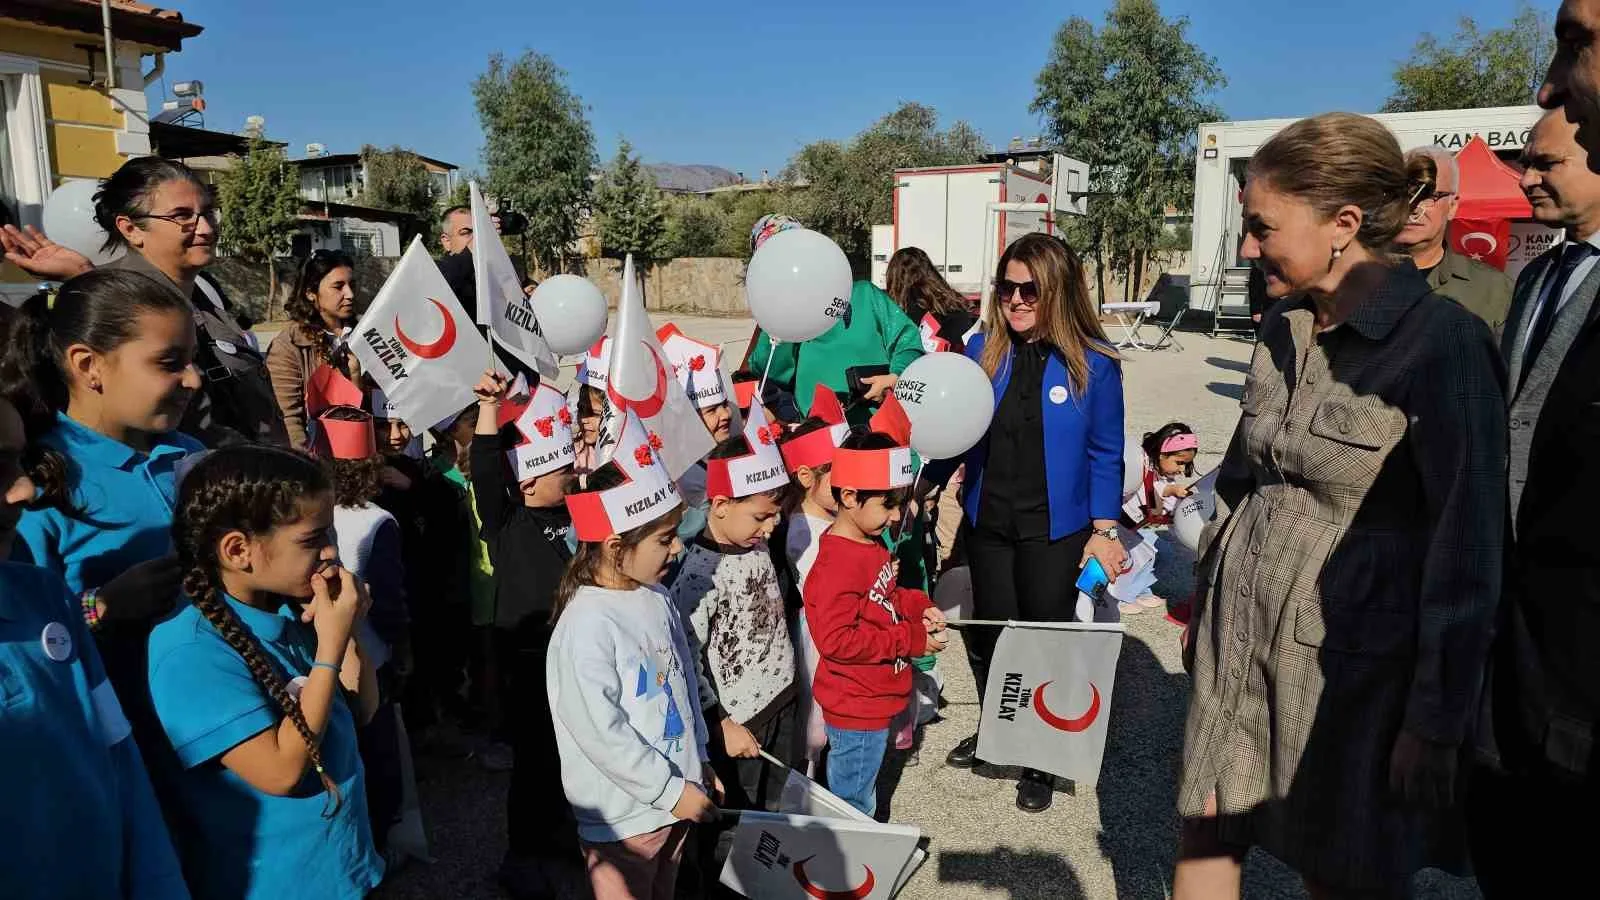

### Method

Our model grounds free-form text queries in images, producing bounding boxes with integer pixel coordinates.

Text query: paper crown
[733,378,759,412]
[830,390,914,490]
[577,336,611,390]
[917,312,950,353]
[657,323,727,410]
[565,408,682,541]
[505,382,576,482]
[306,363,364,420]
[780,384,849,473]
[705,401,791,500]
[314,406,378,461]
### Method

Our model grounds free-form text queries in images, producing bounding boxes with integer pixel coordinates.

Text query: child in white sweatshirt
[547,414,722,900]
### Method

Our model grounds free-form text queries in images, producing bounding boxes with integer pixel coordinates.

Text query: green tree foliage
[1383,3,1552,113]
[715,189,799,258]
[593,139,668,260]
[358,145,436,244]
[472,51,595,271]
[784,102,986,259]
[663,194,727,257]
[1032,0,1224,302]
[216,133,302,315]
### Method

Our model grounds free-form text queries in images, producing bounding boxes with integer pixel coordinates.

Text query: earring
[89,379,102,393]
[1332,247,1343,260]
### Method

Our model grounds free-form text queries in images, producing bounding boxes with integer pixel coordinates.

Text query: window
[340,227,378,257]
[0,82,15,226]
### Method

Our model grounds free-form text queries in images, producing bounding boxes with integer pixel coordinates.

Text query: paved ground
[364,317,1482,900]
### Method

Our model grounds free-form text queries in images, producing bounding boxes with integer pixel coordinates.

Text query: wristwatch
[1091,526,1118,541]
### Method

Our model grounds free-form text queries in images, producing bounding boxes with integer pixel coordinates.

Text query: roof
[298,201,424,224]
[150,121,285,159]
[4,0,203,51]
[294,152,458,172]
[1453,135,1531,220]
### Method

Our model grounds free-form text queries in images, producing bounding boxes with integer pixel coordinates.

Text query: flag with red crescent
[975,621,1124,784]
[719,810,922,900]
[605,253,714,480]
[470,181,559,377]
[348,236,494,433]
[1448,218,1511,271]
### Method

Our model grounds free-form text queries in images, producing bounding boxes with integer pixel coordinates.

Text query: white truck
[872,158,1085,311]
[1188,104,1542,332]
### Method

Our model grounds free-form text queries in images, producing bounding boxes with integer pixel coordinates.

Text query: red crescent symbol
[393,298,457,360]
[1460,232,1498,255]
[793,857,875,900]
[1033,681,1100,733]
[606,341,670,418]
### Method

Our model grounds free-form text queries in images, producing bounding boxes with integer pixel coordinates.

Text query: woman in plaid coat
[1174,113,1506,897]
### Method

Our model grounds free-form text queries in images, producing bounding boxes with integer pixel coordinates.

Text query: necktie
[1523,241,1595,369]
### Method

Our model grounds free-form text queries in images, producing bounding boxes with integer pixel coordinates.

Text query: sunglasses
[994,279,1039,305]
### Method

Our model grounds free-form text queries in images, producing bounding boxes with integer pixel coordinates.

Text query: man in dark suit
[1469,106,1600,897]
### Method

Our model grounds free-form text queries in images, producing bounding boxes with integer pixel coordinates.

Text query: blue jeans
[823,724,888,817]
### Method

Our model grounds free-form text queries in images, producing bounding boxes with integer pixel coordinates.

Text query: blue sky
[162,0,1541,176]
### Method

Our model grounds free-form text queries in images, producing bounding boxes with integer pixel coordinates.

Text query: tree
[1383,4,1552,112]
[216,133,302,317]
[1033,0,1224,304]
[592,139,668,260]
[663,194,727,257]
[784,102,987,259]
[472,51,595,273]
[358,145,436,244]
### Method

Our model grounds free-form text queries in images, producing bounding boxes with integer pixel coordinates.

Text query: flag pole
[756,338,779,398]
[945,618,1127,631]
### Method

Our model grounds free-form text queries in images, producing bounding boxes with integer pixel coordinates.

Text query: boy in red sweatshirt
[803,429,948,816]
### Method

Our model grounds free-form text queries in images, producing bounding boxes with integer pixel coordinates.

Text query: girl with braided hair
[146,445,385,899]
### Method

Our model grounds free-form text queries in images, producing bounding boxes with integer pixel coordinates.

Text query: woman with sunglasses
[266,250,362,449]
[935,232,1127,813]
[0,157,287,447]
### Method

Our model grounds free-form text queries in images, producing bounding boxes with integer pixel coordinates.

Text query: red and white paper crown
[705,401,791,499]
[733,378,759,413]
[780,384,849,473]
[305,364,377,460]
[831,392,915,490]
[577,336,611,390]
[505,382,576,482]
[657,323,727,410]
[565,408,682,541]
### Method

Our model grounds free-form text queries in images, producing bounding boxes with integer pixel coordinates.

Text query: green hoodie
[747,281,924,422]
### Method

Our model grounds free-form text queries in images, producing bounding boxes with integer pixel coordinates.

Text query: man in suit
[1469,106,1600,897]
[1395,147,1513,332]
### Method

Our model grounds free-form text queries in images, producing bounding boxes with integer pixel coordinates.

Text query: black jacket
[469,432,573,636]
[375,454,473,622]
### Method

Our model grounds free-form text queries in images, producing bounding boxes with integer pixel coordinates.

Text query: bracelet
[310,661,341,675]
[81,589,102,631]
[1091,526,1118,541]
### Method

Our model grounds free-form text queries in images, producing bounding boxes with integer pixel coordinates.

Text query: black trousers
[501,622,579,860]
[1467,761,1597,897]
[964,523,1089,704]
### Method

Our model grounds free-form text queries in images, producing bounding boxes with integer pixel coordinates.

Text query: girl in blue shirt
[148,445,384,899]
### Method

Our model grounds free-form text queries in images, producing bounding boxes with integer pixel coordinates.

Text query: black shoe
[945,734,982,768]
[1016,768,1055,813]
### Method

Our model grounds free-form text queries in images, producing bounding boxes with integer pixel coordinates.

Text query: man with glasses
[1396,147,1512,332]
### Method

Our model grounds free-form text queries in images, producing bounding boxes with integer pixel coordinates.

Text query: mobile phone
[846,364,890,399]
[1075,557,1110,597]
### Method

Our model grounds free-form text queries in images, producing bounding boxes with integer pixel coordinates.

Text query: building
[149,120,284,184]
[294,151,458,205]
[1,0,203,299]
[290,151,458,258]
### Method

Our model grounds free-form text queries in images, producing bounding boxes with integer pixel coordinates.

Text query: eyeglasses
[1414,190,1456,211]
[136,208,219,231]
[994,279,1039,306]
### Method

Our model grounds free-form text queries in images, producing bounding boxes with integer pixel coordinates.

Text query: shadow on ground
[1206,381,1244,401]
[1205,356,1250,374]
[938,846,1088,900]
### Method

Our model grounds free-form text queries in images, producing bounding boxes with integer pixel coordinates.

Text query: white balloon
[531,274,608,356]
[42,179,122,266]
[745,228,852,343]
[894,351,995,460]
[1170,468,1219,552]
[1123,440,1147,496]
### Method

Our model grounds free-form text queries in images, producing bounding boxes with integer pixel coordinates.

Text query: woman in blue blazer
[940,233,1127,812]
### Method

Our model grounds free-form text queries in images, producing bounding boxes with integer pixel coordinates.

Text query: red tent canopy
[1454,135,1530,219]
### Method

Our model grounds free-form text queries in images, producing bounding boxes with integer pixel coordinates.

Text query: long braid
[172,444,344,817]
[185,568,343,816]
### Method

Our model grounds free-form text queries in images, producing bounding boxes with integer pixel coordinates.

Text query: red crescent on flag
[1033,681,1101,733]
[606,341,670,418]
[393,298,457,360]
[792,857,876,900]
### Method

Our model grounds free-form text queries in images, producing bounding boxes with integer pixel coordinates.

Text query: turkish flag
[1449,218,1511,271]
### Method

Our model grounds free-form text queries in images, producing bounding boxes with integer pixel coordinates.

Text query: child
[573,337,610,478]
[0,395,190,900]
[549,408,719,900]
[469,371,584,897]
[777,385,850,771]
[659,323,734,512]
[1114,423,1197,616]
[670,402,796,812]
[804,429,948,817]
[147,445,384,899]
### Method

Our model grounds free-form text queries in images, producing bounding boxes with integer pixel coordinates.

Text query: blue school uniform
[0,562,189,900]
[147,597,384,900]
[13,412,203,595]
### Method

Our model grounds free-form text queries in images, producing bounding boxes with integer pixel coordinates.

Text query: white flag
[606,254,714,479]
[975,622,1124,784]
[720,811,921,900]
[349,236,491,432]
[777,768,927,897]
[470,181,558,378]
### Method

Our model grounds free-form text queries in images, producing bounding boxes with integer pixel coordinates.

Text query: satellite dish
[306,143,326,158]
